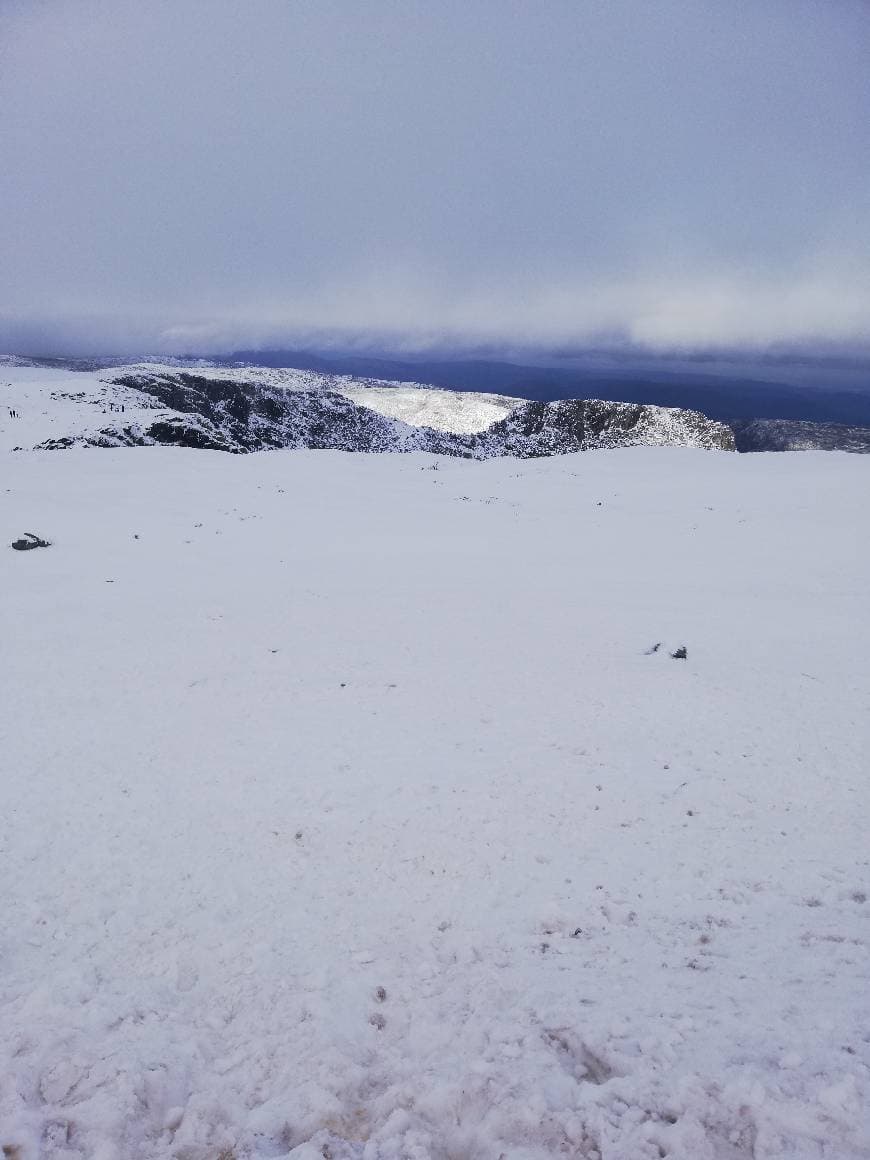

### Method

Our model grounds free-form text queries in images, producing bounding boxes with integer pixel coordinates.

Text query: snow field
[336,384,520,434]
[1,446,868,1159]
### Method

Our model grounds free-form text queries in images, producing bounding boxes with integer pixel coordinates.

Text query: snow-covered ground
[337,384,519,434]
[0,364,174,453]
[1,443,868,1159]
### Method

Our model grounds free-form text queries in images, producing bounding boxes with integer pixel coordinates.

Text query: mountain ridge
[224,348,870,426]
[7,357,870,456]
[28,367,735,455]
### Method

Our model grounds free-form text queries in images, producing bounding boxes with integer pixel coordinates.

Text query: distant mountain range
[224,349,870,427]
[4,356,869,456]
[730,419,870,453]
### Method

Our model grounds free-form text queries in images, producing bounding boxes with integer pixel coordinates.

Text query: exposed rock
[11,532,51,550]
[476,398,735,455]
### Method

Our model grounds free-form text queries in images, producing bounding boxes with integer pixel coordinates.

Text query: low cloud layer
[1,0,868,356]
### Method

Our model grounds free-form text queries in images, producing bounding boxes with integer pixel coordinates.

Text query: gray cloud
[1,0,868,355]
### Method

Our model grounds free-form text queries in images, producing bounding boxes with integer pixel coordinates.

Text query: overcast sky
[1,0,868,356]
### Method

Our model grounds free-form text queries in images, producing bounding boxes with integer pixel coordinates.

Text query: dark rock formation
[11,532,51,550]
[477,398,734,455]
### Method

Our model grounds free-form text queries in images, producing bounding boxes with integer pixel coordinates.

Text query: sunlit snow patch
[337,382,523,434]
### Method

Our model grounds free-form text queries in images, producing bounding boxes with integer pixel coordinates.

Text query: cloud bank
[1,0,868,355]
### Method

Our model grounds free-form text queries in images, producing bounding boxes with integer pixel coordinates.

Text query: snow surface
[0,365,177,453]
[336,384,520,434]
[2,442,869,1159]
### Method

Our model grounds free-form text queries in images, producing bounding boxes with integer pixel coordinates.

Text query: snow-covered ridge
[1,355,519,435]
[1,359,735,455]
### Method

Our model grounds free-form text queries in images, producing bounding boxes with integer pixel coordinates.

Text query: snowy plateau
[1,360,869,1160]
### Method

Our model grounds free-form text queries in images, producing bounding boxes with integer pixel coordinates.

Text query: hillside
[2,360,735,457]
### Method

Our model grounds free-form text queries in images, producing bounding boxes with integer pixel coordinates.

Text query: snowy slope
[337,383,520,434]
[2,444,868,1159]
[1,362,735,455]
[0,364,173,453]
[0,362,368,455]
